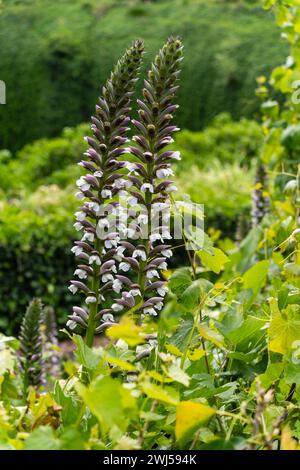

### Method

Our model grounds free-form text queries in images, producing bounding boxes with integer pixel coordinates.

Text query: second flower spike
[110,37,184,320]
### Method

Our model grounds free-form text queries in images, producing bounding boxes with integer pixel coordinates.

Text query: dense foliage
[0,0,285,151]
[0,0,300,453]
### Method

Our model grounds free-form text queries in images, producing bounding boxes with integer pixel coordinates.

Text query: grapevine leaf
[175,401,216,440]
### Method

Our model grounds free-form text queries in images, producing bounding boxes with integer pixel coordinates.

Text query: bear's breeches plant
[67,40,144,347]
[109,37,183,321]
[68,37,183,343]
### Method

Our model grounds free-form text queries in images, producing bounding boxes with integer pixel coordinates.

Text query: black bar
[0,450,299,467]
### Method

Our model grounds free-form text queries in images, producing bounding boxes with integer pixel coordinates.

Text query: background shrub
[0,0,285,151]
[174,113,262,171]
[176,161,253,235]
[0,186,77,334]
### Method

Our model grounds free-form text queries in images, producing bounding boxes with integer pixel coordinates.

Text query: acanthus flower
[113,37,183,320]
[67,40,144,346]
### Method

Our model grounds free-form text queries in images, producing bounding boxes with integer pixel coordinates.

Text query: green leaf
[263,0,276,9]
[159,300,185,334]
[234,227,262,273]
[170,318,194,352]
[242,260,269,300]
[73,334,103,370]
[53,382,81,427]
[59,428,85,450]
[24,426,60,450]
[167,364,190,386]
[226,316,267,346]
[285,362,300,386]
[180,279,213,310]
[252,363,284,391]
[169,268,192,296]
[183,227,211,253]
[197,247,229,274]
[77,376,136,433]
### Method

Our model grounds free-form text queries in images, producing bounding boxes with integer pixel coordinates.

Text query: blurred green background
[0,0,285,332]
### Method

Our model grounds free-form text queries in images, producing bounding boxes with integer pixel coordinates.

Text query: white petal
[68,285,78,294]
[119,262,130,272]
[112,303,124,312]
[161,249,172,258]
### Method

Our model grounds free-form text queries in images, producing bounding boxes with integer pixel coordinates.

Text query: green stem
[180,313,197,368]
[85,238,101,347]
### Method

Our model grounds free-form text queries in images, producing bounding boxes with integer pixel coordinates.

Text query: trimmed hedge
[0,0,286,151]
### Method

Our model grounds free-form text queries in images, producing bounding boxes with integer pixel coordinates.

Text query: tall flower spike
[19,298,44,392]
[68,40,144,346]
[109,37,183,320]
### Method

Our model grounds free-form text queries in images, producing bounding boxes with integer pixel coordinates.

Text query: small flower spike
[19,298,44,392]
[111,37,183,320]
[42,306,60,380]
[68,40,144,346]
[252,162,269,227]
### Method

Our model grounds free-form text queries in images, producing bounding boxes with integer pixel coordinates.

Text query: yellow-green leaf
[0,348,15,375]
[175,401,216,440]
[105,355,136,371]
[198,324,225,349]
[281,426,298,450]
[197,247,229,274]
[268,299,300,355]
[141,382,178,405]
[188,348,206,361]
[166,344,182,357]
[106,318,145,346]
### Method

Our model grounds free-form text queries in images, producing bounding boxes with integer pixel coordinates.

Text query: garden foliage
[0,114,259,333]
[0,0,299,452]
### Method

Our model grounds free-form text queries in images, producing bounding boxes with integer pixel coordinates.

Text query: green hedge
[0,186,77,334]
[0,124,88,195]
[174,113,262,171]
[0,0,285,151]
